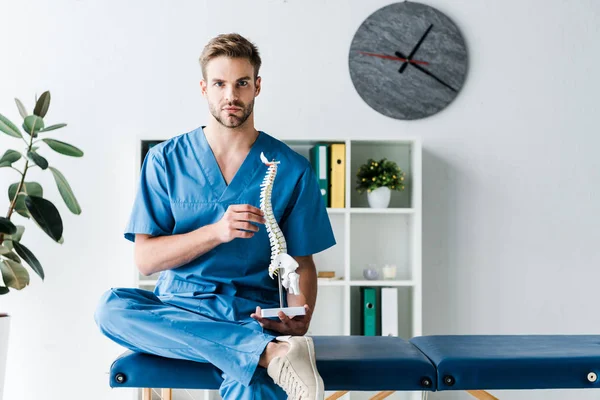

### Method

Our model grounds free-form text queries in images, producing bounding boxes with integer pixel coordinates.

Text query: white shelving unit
[283,138,422,400]
[133,137,422,400]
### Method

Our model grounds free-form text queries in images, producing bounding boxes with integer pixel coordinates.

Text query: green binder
[362,287,377,336]
[309,144,329,207]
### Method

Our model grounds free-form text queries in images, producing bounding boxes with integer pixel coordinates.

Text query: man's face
[201,56,261,129]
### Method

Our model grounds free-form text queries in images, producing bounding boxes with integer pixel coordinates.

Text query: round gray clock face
[349,2,468,120]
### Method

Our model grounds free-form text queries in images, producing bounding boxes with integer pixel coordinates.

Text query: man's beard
[209,99,254,128]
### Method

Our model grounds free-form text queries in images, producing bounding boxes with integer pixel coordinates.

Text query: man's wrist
[286,294,307,307]
[193,223,223,247]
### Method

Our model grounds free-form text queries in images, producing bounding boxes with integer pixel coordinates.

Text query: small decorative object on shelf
[356,158,405,208]
[317,271,336,278]
[317,270,344,281]
[363,264,379,280]
[382,264,397,280]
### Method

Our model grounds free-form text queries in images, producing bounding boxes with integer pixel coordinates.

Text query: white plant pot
[0,315,9,400]
[367,186,391,208]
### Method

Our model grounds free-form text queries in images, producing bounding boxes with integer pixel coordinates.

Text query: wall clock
[348,1,468,120]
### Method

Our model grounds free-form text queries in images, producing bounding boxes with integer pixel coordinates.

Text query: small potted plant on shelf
[0,91,83,400]
[355,158,405,208]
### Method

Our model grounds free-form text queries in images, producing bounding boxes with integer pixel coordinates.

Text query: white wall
[1,0,599,399]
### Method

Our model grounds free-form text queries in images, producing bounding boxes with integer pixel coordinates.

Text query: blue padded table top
[314,336,435,390]
[410,335,600,391]
[110,336,437,391]
[110,351,223,390]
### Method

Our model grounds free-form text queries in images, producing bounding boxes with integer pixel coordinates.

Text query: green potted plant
[355,158,405,208]
[0,91,83,399]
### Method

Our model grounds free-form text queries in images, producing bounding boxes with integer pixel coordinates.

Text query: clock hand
[395,50,414,73]
[358,51,429,65]
[395,51,409,60]
[410,63,457,92]
[395,50,456,91]
[400,24,434,73]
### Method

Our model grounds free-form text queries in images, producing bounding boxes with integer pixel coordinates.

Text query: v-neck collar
[194,126,264,203]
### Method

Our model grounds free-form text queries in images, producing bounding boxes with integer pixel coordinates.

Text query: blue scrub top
[125,127,336,322]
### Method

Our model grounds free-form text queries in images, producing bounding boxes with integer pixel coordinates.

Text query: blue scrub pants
[94,288,287,399]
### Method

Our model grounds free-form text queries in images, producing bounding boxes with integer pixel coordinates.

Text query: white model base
[261,306,306,319]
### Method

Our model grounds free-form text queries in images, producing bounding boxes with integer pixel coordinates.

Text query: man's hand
[250,304,313,336]
[213,204,265,243]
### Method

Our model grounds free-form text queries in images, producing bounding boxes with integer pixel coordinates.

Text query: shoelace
[279,361,308,399]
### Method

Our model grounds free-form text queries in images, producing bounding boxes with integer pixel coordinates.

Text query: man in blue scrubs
[95,33,336,400]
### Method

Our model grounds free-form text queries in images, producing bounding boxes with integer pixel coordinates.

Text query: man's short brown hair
[199,33,261,80]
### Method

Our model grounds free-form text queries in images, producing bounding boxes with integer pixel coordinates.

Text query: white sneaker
[267,336,324,400]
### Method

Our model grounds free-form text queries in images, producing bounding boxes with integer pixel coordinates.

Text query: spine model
[259,152,300,295]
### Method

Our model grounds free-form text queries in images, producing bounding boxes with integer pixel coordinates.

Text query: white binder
[381,287,399,336]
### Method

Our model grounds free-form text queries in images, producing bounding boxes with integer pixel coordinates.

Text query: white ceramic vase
[0,315,9,400]
[367,186,391,208]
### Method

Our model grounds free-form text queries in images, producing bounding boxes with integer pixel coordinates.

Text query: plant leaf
[0,217,17,235]
[3,250,20,263]
[0,114,23,138]
[0,286,9,295]
[4,225,24,242]
[15,98,27,119]
[33,91,50,118]
[15,211,28,221]
[12,226,24,242]
[42,139,83,157]
[0,150,21,165]
[12,241,44,280]
[0,259,29,289]
[23,115,44,136]
[27,151,48,169]
[9,181,43,199]
[40,123,67,132]
[9,182,43,218]
[49,167,81,214]
[11,198,29,218]
[24,195,63,242]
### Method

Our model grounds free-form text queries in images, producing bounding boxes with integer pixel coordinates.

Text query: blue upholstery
[109,334,600,392]
[410,335,600,390]
[110,336,437,391]
[110,351,223,389]
[313,336,436,391]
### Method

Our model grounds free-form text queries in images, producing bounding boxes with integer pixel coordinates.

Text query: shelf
[349,280,415,287]
[327,207,415,214]
[350,207,414,214]
[350,141,415,209]
[350,212,414,281]
[317,279,346,286]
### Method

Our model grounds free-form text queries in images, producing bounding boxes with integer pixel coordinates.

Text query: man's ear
[200,79,207,97]
[255,76,262,96]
